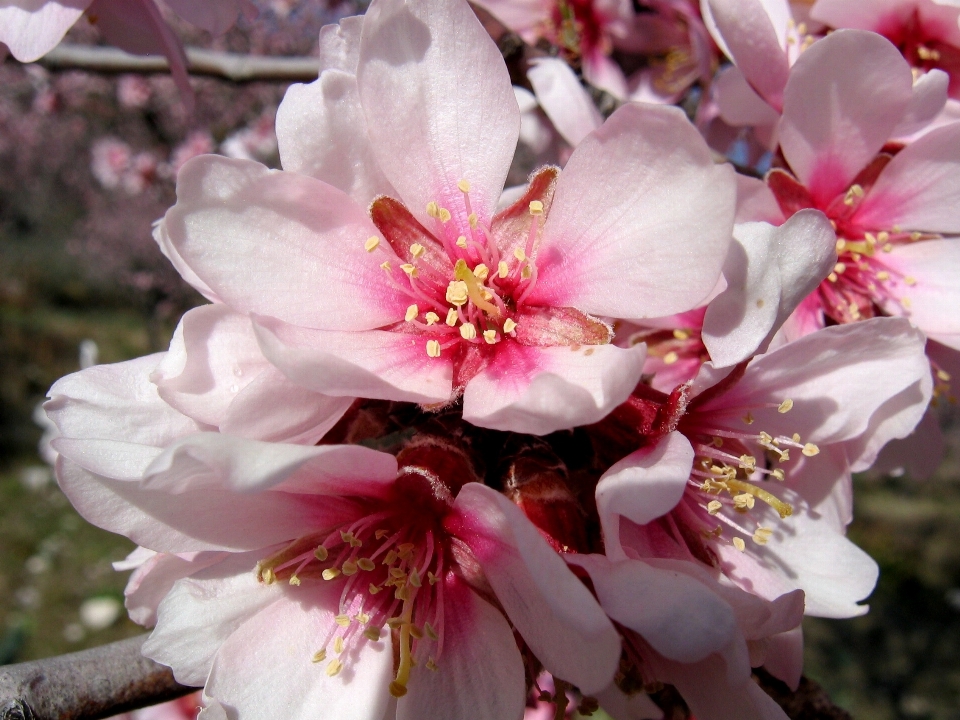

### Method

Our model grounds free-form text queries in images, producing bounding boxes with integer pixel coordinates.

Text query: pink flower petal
[143,552,286,686]
[702,209,836,367]
[715,66,782,127]
[528,57,603,146]
[779,29,914,205]
[735,174,786,225]
[810,0,913,31]
[892,69,950,138]
[276,70,396,206]
[124,550,225,627]
[163,155,408,330]
[854,123,960,233]
[883,239,960,334]
[357,0,519,227]
[529,104,735,319]
[204,588,393,720]
[318,15,363,73]
[762,626,803,690]
[0,0,90,62]
[153,222,223,304]
[253,316,454,405]
[462,342,647,435]
[568,554,743,664]
[706,0,790,109]
[595,431,695,560]
[397,575,525,720]
[162,0,249,35]
[450,484,621,694]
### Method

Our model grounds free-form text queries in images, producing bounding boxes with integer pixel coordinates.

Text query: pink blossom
[587,318,931,621]
[220,110,278,163]
[90,137,158,195]
[164,0,735,436]
[168,130,214,176]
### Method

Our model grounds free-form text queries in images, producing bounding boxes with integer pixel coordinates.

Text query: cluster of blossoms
[22,0,960,717]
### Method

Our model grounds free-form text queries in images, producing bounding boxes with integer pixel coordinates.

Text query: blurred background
[1,2,959,718]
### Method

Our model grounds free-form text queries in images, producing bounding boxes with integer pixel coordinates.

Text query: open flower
[160,0,735,435]
[588,317,931,620]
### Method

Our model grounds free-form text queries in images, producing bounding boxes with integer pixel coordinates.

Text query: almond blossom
[587,317,931,624]
[45,359,623,719]
[161,0,735,436]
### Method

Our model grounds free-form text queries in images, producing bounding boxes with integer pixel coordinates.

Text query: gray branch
[0,634,198,720]
[29,44,321,82]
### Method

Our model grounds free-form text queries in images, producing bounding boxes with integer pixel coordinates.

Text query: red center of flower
[876,9,960,98]
[547,0,613,61]
[254,441,474,697]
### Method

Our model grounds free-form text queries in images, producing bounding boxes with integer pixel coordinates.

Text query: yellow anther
[446,280,469,307]
[910,231,922,241]
[375,529,389,539]
[483,329,498,344]
[389,681,408,698]
[778,399,794,413]
[357,558,376,572]
[424,622,439,640]
[460,322,477,340]
[904,276,917,286]
[712,437,724,447]
[733,493,756,511]
[753,527,774,545]
[456,235,468,248]
[521,265,532,280]
[883,243,893,252]
[400,264,418,278]
[395,585,410,601]
[497,261,509,278]
[771,469,785,481]
[454,259,500,316]
[742,412,754,425]
[445,308,458,326]
[425,312,439,325]
[438,208,451,223]
[836,239,846,252]
[405,304,419,322]
[474,263,489,281]
[357,613,370,625]
[834,262,846,274]
[322,568,341,581]
[733,537,746,552]
[409,568,422,588]
[426,340,441,358]
[739,455,756,471]
[312,649,327,663]
[427,572,439,585]
[877,231,890,243]
[409,624,424,639]
[876,271,890,281]
[364,626,382,641]
[260,567,276,585]
[334,636,345,654]
[369,583,382,594]
[426,658,439,671]
[707,500,722,515]
[468,213,478,229]
[802,443,820,457]
[410,243,425,258]
[426,201,440,218]
[843,184,864,206]
[457,178,471,193]
[663,351,679,365]
[827,273,838,283]
[390,567,408,579]
[380,261,392,271]
[937,369,951,382]
[503,318,517,334]
[386,617,403,628]
[514,248,526,262]
[726,478,793,518]
[673,329,690,340]
[364,236,380,252]
[326,659,343,677]
[529,200,544,215]
[335,614,351,627]
[288,575,301,586]
[313,546,328,561]
[902,296,912,309]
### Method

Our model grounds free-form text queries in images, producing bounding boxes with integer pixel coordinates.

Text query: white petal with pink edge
[462,342,647,435]
[854,123,960,233]
[124,550,225,627]
[892,69,949,139]
[204,587,393,720]
[357,0,519,228]
[143,551,286,686]
[397,575,525,720]
[451,484,620,694]
[0,0,90,63]
[595,431,695,560]
[702,209,836,367]
[529,104,735,320]
[253,316,454,405]
[528,57,603,147]
[778,30,914,204]
[318,15,363,73]
[276,70,396,206]
[163,155,408,330]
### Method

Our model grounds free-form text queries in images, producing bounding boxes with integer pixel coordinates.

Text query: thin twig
[26,44,321,83]
[0,634,198,720]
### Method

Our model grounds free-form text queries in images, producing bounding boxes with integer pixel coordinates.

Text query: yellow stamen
[454,259,500,316]
[457,178,471,193]
[400,264,418,278]
[802,443,820,457]
[357,558,376,572]
[426,201,440,218]
[334,636,345,654]
[778,399,794,413]
[438,208,451,223]
[405,304,419,322]
[460,323,477,340]
[456,235,468,249]
[503,318,517,334]
[322,568,341,581]
[474,263,489,281]
[312,649,327,663]
[725,478,793,518]
[425,312,439,325]
[468,213,478,229]
[498,261,509,278]
[314,546,328,561]
[514,248,526,261]
[673,329,690,340]
[529,200,544,215]
[732,537,746,552]
[426,340,441,358]
[335,614,351,627]
[410,243,425,258]
[445,308,458,326]
[289,575,301,586]
[326,659,343,677]
[663,351,679,365]
[380,261,391,272]
[753,527,774,545]
[707,500,722,515]
[483,329,498,344]
[364,626,382,641]
[446,280,469,307]
[364,236,380,252]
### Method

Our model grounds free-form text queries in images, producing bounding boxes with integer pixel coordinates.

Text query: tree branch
[0,634,198,720]
[26,44,321,83]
